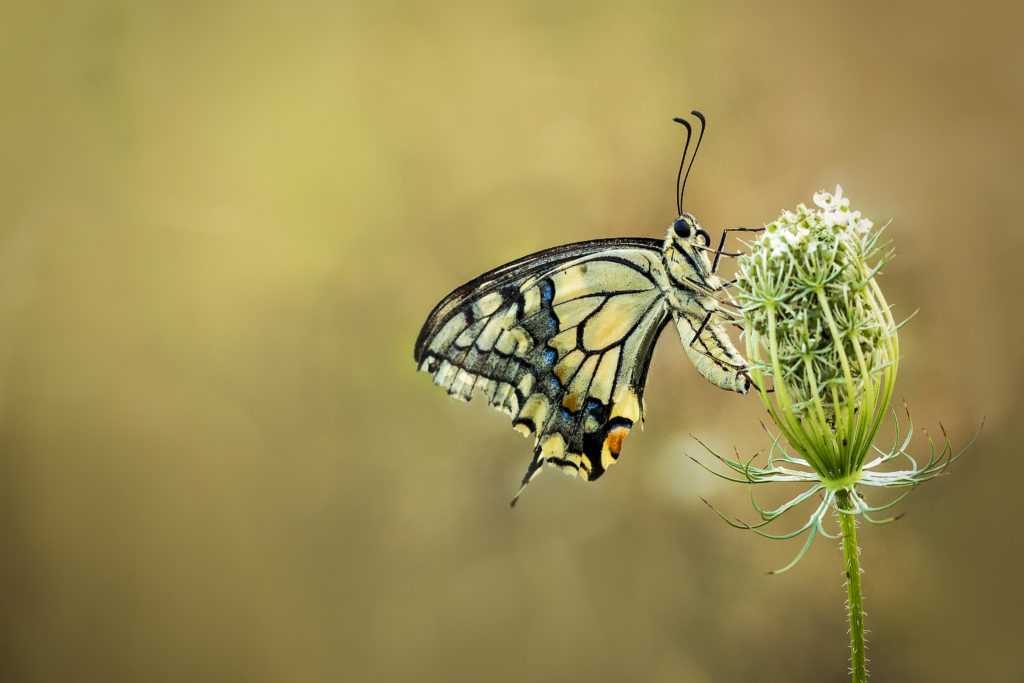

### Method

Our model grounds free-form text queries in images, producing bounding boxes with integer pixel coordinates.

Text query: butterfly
[414,111,755,504]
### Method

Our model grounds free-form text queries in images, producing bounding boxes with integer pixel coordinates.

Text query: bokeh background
[1,1,1021,681]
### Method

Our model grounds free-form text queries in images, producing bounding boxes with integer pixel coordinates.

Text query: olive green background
[1,1,1021,681]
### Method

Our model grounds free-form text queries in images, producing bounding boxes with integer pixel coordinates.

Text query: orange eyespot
[604,425,631,456]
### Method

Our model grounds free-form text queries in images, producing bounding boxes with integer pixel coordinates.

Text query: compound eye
[672,218,691,238]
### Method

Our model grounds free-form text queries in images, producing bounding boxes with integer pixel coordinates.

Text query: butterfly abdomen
[673,311,749,394]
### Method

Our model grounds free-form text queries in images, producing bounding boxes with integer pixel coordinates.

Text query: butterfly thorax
[652,214,749,394]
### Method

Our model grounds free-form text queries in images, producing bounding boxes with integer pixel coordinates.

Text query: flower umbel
[696,186,967,569]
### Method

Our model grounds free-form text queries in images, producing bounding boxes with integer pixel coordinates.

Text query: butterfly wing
[415,238,671,501]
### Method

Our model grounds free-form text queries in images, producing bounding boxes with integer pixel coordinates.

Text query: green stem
[837,490,867,683]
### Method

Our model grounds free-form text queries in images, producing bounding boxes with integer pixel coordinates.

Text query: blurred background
[1,1,1021,681]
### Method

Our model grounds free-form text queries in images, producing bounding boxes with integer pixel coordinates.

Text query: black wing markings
[415,237,676,501]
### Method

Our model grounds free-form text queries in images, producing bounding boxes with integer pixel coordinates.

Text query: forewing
[414,239,671,500]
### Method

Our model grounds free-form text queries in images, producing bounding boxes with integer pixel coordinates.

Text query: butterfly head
[671,213,710,245]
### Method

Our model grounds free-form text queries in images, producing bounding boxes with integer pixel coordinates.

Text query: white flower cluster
[812,185,874,234]
[759,185,874,259]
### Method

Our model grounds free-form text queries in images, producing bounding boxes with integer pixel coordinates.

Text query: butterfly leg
[711,227,765,273]
[686,333,749,372]
[688,307,745,344]
[689,310,714,345]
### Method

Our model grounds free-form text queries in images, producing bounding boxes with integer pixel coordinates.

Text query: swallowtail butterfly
[415,112,752,504]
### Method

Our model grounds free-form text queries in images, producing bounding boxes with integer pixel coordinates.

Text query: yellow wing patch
[415,242,681,505]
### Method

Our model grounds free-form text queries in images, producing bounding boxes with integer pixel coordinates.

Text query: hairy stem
[837,489,867,683]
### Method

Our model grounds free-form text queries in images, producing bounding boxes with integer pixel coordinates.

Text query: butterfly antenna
[672,116,693,216]
[681,110,706,210]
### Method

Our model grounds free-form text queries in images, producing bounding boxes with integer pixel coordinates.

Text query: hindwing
[415,239,672,502]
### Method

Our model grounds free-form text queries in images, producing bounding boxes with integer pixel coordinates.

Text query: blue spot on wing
[540,278,558,333]
[584,398,608,422]
[539,278,555,306]
[543,347,557,365]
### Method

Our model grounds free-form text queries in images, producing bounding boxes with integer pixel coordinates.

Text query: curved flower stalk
[698,186,976,682]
